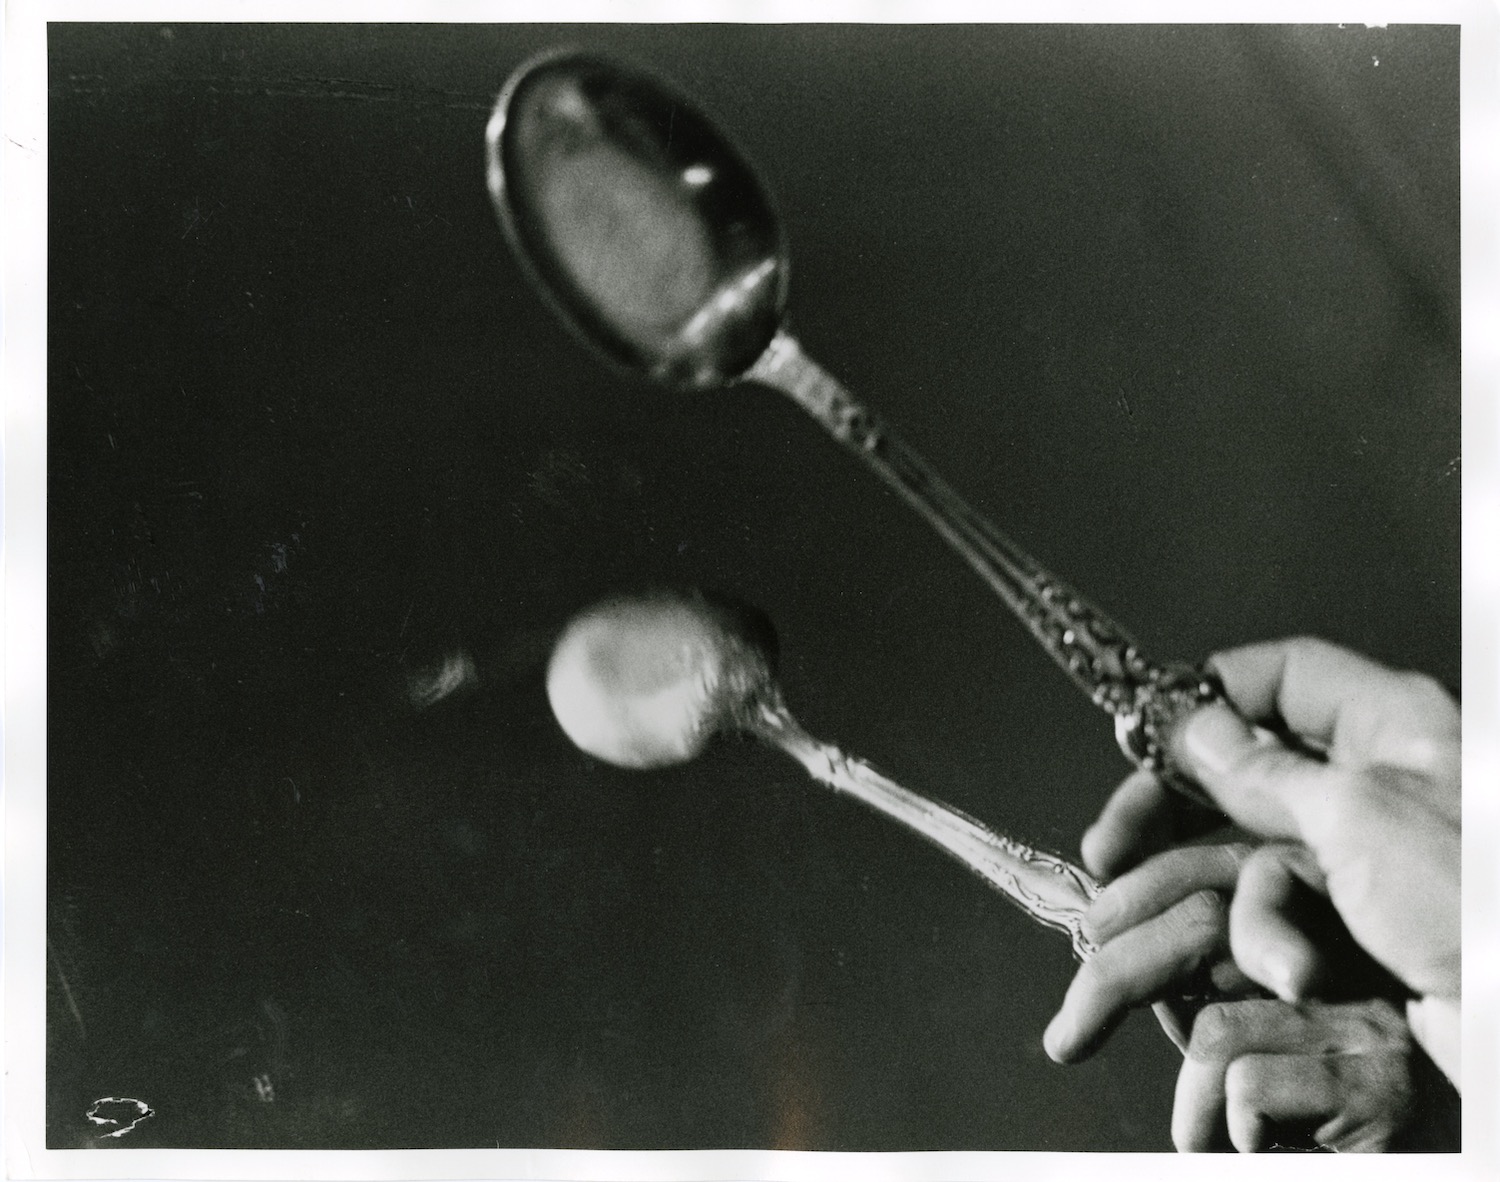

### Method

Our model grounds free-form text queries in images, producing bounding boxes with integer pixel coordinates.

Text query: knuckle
[1382,718,1459,780]
[1076,938,1142,997]
[1183,886,1229,925]
[1186,1001,1240,1061]
[1392,736,1459,779]
[1352,999,1411,1048]
[1396,670,1457,714]
[1160,889,1230,958]
[1187,998,1288,1062]
[1286,634,1335,659]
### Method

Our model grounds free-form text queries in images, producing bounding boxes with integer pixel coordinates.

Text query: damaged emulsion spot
[407,650,478,710]
[85,1096,155,1140]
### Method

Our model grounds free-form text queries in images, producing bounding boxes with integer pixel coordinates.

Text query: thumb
[1170,701,1332,844]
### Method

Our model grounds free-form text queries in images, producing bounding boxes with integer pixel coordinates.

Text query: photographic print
[13,12,1473,1171]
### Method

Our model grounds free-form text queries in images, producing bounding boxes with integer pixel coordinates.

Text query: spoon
[547,588,1223,1050]
[488,49,1223,803]
[546,589,1106,961]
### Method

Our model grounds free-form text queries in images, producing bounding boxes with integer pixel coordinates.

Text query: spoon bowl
[487,50,787,390]
[491,51,1229,802]
[546,589,775,769]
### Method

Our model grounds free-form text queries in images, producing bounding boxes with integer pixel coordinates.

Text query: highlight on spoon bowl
[545,589,776,769]
[487,49,788,391]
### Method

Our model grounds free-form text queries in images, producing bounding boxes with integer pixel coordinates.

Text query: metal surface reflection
[489,50,1223,802]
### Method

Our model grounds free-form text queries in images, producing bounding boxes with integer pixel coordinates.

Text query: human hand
[1171,997,1420,1152]
[1086,637,1460,1079]
[1043,836,1455,1151]
[1044,837,1257,1064]
[1048,780,1407,1065]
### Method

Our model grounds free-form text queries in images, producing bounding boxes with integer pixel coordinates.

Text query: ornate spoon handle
[745,329,1221,804]
[746,696,1216,1051]
[747,699,1104,960]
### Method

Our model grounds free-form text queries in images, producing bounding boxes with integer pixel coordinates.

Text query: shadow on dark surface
[47,22,1458,1150]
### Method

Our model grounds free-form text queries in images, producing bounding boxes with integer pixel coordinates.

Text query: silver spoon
[545,588,1209,1049]
[546,589,1105,961]
[487,49,1224,803]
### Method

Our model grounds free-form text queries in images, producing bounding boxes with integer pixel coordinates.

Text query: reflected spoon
[546,589,1105,961]
[489,50,1224,801]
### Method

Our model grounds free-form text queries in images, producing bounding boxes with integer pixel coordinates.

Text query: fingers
[1224,1050,1412,1152]
[1228,843,1329,1002]
[1231,816,1458,1004]
[1166,639,1460,1005]
[1080,770,1178,879]
[1174,1000,1286,1152]
[1044,888,1229,1064]
[1048,843,1260,1064]
[1223,1053,1340,1151]
[1081,768,1223,880]
[1084,843,1251,945]
[1176,638,1460,842]
[1208,637,1389,736]
[1172,997,1410,1153]
[1171,700,1341,843]
[1206,637,1460,781]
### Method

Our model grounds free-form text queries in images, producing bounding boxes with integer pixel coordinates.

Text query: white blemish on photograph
[406,649,478,710]
[84,1096,155,1139]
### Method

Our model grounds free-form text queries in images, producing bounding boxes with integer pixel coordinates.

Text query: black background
[47,23,1459,1151]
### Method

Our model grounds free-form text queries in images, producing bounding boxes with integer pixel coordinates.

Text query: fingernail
[1261,951,1301,1002]
[1043,1008,1076,1062]
[1178,702,1257,778]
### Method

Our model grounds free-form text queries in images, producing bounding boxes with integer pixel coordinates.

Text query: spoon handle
[749,700,1103,960]
[744,329,1220,804]
[749,699,1219,1052]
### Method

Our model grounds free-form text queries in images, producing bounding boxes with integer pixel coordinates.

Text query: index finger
[1081,768,1224,880]
[1206,637,1459,776]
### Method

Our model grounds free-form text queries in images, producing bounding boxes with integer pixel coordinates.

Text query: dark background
[47,23,1459,1150]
